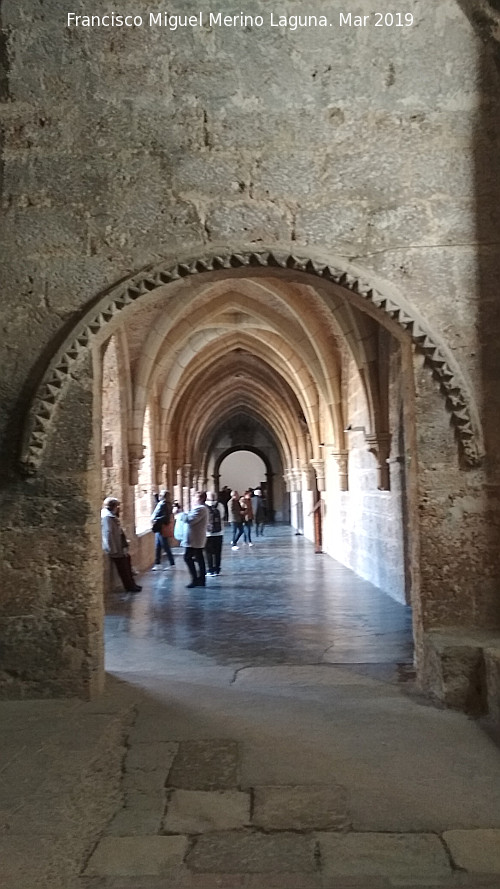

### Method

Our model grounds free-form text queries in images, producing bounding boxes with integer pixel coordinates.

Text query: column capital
[310,459,326,492]
[331,449,349,492]
[365,433,391,491]
[128,443,145,485]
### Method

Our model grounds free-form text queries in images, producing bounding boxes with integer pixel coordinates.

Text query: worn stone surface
[252,784,350,831]
[318,832,452,878]
[167,740,240,790]
[443,829,500,873]
[186,831,318,874]
[84,835,189,877]
[484,648,500,728]
[0,701,130,887]
[422,631,500,715]
[127,740,179,773]
[163,789,251,834]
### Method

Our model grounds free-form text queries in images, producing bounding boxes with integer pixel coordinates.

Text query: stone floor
[2,527,500,888]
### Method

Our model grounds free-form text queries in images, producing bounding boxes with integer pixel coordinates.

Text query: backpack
[207,504,221,534]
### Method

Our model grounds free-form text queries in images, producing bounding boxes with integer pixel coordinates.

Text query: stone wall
[1,0,500,696]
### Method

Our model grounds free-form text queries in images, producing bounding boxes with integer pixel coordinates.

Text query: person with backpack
[150,490,175,570]
[205,492,225,576]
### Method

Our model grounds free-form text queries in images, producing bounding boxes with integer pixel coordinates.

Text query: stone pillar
[331,449,349,492]
[155,450,168,489]
[0,356,104,699]
[128,442,145,486]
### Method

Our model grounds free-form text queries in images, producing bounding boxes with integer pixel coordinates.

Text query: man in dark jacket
[151,490,175,570]
[251,488,266,537]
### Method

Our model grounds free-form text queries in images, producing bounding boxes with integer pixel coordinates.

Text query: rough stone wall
[1,0,500,694]
[0,355,104,697]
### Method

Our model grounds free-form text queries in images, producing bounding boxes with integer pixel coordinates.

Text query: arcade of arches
[1,0,500,728]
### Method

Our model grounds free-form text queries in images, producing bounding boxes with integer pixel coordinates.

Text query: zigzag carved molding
[20,250,483,473]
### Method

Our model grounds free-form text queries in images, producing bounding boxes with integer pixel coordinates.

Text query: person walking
[151,490,175,571]
[218,485,231,522]
[241,491,254,546]
[101,497,142,593]
[228,490,244,550]
[180,491,209,588]
[251,488,266,537]
[205,492,225,576]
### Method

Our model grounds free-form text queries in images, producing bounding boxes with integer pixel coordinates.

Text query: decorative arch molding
[20,248,483,473]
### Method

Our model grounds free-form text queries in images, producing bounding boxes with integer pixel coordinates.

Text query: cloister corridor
[105,526,413,672]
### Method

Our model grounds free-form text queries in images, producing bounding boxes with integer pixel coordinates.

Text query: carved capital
[128,442,146,486]
[365,433,391,490]
[305,464,316,491]
[310,459,326,492]
[331,449,349,492]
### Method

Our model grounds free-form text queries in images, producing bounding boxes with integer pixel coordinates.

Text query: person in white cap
[251,488,266,537]
[101,497,142,593]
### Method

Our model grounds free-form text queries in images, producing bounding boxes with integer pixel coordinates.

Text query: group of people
[227,488,266,549]
[101,486,267,593]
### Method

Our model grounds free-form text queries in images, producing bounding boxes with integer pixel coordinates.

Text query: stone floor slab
[84,835,188,876]
[318,833,452,879]
[443,829,500,873]
[167,740,240,790]
[123,770,168,794]
[186,830,317,873]
[252,783,349,830]
[106,807,163,836]
[126,740,178,773]
[164,789,251,833]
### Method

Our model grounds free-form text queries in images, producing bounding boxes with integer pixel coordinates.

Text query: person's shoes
[151,565,161,571]
[232,545,239,551]
[128,585,142,592]
[248,542,253,547]
[164,564,174,570]
[196,581,206,587]
[186,582,197,589]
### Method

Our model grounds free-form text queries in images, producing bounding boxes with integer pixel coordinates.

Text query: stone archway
[20,248,483,475]
[4,245,491,701]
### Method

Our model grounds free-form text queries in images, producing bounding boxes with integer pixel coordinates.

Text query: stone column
[331,449,349,492]
[155,450,168,489]
[128,443,145,486]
